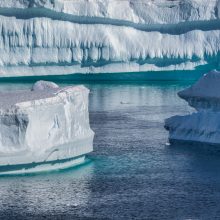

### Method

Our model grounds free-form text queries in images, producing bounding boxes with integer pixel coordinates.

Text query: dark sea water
[0,81,220,220]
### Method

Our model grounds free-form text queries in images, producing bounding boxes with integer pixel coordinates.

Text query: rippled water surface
[0,81,220,219]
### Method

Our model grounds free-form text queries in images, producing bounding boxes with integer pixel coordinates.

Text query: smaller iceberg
[0,81,94,174]
[165,70,220,145]
[178,70,220,111]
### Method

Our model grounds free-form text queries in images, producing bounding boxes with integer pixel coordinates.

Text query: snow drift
[0,0,220,77]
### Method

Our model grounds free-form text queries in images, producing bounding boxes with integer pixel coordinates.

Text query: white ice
[178,70,220,111]
[0,81,94,166]
[0,0,220,77]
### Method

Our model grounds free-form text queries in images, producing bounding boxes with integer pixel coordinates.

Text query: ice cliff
[0,81,94,167]
[165,70,220,145]
[0,0,220,77]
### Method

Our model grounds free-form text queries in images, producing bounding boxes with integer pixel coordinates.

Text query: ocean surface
[0,80,220,219]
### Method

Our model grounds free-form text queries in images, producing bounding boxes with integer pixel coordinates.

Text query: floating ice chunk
[0,81,94,172]
[178,70,220,111]
[31,80,59,91]
[165,111,220,145]
[165,70,220,145]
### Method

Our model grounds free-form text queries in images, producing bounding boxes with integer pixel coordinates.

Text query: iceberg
[165,111,220,145]
[0,0,220,77]
[178,70,220,111]
[165,70,220,145]
[0,81,94,174]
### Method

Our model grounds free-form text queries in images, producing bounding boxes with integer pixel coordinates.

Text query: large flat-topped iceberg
[0,0,220,77]
[165,70,220,145]
[0,81,94,174]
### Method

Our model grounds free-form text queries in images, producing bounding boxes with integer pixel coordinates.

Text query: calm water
[0,81,220,219]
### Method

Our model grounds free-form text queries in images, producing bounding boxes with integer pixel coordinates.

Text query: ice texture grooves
[1,0,220,77]
[0,82,94,166]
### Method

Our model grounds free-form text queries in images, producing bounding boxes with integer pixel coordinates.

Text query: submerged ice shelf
[165,70,220,145]
[0,81,94,173]
[0,0,220,77]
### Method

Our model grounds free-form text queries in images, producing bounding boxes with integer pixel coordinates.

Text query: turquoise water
[0,70,207,82]
[1,80,220,219]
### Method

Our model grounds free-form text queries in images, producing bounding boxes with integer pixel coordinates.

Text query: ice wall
[0,0,220,77]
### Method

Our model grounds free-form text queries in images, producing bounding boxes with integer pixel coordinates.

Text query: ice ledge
[0,155,87,175]
[0,60,208,79]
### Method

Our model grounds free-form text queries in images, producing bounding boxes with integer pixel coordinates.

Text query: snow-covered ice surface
[0,0,220,77]
[165,70,220,145]
[0,81,94,173]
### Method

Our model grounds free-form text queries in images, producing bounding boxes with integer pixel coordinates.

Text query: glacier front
[165,70,220,145]
[0,0,220,77]
[0,81,94,173]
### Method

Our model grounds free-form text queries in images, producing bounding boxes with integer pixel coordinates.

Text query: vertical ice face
[0,81,94,166]
[0,0,220,77]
